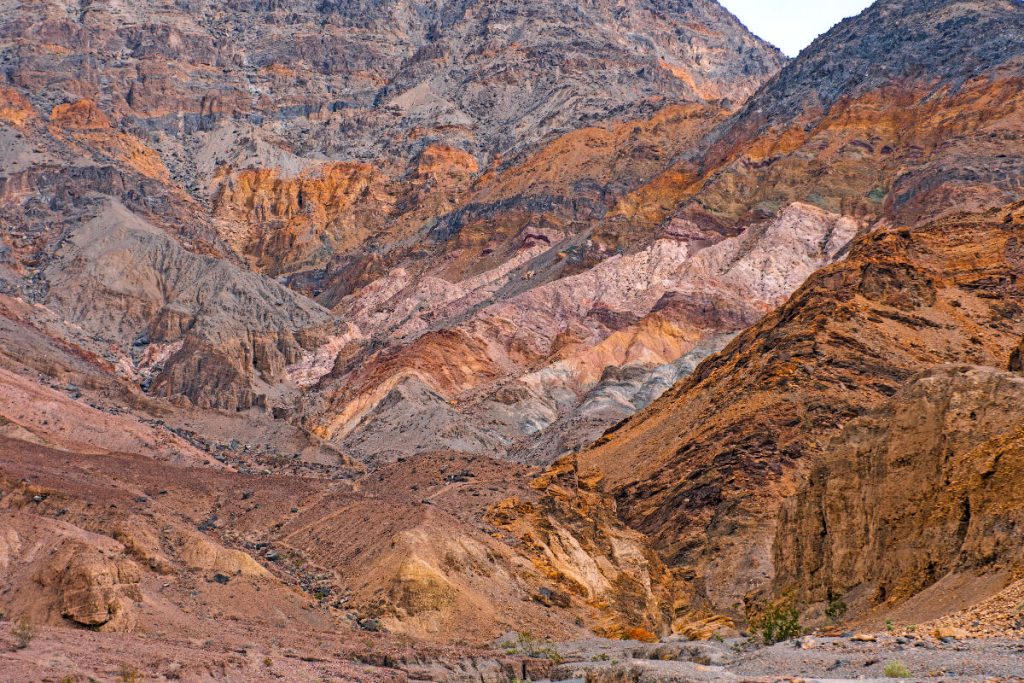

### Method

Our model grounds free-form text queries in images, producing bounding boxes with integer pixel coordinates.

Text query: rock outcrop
[489,457,677,640]
[43,201,333,410]
[54,546,143,630]
[775,365,1024,622]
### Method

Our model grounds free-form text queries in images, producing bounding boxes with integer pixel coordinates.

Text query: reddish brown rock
[56,547,143,629]
[1010,337,1023,372]
[576,204,1024,622]
[775,365,1024,622]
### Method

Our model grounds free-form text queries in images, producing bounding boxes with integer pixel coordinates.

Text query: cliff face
[775,365,1024,624]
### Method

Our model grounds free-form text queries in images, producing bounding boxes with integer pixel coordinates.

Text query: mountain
[607,0,1024,237]
[0,0,784,442]
[0,0,791,662]
[574,201,1024,625]
[562,0,1024,630]
[3,0,1024,679]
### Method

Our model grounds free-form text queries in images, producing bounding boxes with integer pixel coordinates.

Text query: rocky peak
[735,0,1024,128]
[606,0,1024,237]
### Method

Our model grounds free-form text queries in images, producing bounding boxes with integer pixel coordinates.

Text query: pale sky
[720,0,875,57]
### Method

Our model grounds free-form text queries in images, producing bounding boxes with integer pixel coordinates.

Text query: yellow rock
[932,626,970,640]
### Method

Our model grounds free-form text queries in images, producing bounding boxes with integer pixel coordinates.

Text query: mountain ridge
[2,0,1024,678]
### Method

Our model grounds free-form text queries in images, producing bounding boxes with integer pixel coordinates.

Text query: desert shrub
[12,617,34,649]
[500,631,563,663]
[883,660,911,678]
[825,590,848,623]
[117,664,141,682]
[752,597,802,644]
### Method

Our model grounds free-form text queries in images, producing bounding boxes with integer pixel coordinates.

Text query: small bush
[12,617,34,649]
[117,664,141,682]
[500,631,563,663]
[883,660,911,678]
[753,598,803,645]
[825,591,847,623]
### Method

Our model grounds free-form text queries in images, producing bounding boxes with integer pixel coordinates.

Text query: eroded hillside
[1,0,1024,679]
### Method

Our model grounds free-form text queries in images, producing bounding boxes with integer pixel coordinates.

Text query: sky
[719,0,875,57]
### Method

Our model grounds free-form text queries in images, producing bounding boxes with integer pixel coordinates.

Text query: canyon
[0,0,1023,681]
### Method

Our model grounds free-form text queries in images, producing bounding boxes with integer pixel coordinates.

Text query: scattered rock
[359,618,381,632]
[533,586,571,608]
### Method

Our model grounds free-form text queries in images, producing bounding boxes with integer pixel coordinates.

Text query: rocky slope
[0,433,620,681]
[2,0,784,273]
[573,199,1024,628]
[1,0,1024,675]
[605,0,1024,242]
[308,201,858,463]
[4,0,781,160]
[549,0,1024,632]
[0,0,793,656]
[292,0,1024,465]
[0,0,785,434]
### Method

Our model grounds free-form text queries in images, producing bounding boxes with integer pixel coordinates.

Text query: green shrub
[117,664,141,682]
[500,632,563,663]
[12,617,34,649]
[883,660,911,678]
[752,598,803,645]
[825,591,847,623]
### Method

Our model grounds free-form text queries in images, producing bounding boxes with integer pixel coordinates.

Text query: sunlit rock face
[555,0,1024,628]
